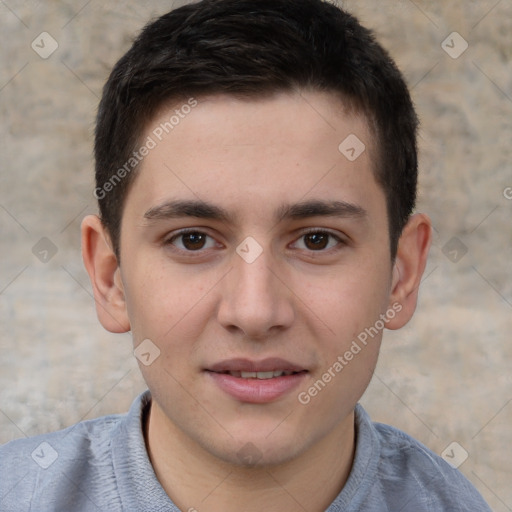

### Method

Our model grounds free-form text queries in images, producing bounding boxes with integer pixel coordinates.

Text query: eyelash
[164,227,345,254]
[294,228,344,251]
[165,228,220,253]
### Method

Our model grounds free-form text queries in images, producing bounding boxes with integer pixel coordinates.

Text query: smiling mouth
[213,370,307,379]
[206,357,308,379]
[206,367,308,403]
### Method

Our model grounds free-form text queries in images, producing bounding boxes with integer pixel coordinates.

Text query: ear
[81,215,130,333]
[386,213,432,330]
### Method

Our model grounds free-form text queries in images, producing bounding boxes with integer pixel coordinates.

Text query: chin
[203,428,313,469]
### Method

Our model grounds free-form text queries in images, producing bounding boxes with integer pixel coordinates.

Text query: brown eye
[181,232,207,250]
[303,232,330,250]
[167,231,217,251]
[292,230,342,252]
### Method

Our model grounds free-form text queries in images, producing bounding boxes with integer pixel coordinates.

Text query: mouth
[214,370,305,379]
[205,358,309,403]
[206,357,307,374]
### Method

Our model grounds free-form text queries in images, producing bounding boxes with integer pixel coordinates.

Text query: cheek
[306,258,391,405]
[122,260,216,346]
[304,262,391,342]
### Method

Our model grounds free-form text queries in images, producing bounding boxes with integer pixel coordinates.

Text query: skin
[82,90,431,511]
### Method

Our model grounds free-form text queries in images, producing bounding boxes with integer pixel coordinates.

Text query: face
[117,91,396,466]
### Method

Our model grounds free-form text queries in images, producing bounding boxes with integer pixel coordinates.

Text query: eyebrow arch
[144,200,233,223]
[143,199,367,224]
[275,199,367,222]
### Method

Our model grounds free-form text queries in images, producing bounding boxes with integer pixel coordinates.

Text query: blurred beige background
[0,0,511,509]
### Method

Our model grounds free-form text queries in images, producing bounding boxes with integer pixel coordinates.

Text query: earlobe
[386,213,432,330]
[81,215,131,333]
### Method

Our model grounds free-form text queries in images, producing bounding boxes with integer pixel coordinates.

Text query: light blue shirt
[0,391,492,511]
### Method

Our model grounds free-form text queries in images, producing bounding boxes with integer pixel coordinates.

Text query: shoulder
[0,401,139,512]
[0,410,124,466]
[364,411,491,511]
[345,405,492,512]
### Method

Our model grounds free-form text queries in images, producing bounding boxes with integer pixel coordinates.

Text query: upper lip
[206,358,307,373]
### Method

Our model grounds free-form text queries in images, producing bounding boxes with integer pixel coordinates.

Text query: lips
[205,358,308,403]
[207,357,307,374]
[225,370,296,379]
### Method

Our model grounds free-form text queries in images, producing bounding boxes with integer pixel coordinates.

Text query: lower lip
[206,371,307,403]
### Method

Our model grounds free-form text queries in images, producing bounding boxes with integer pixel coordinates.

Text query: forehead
[125,91,384,224]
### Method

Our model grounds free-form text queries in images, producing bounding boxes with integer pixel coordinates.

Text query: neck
[145,401,356,512]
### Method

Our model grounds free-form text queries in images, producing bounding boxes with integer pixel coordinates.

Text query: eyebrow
[143,199,367,224]
[144,199,233,223]
[275,199,366,223]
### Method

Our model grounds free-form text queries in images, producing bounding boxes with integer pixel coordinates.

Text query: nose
[216,247,295,340]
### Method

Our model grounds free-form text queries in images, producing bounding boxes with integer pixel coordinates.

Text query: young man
[0,0,492,510]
